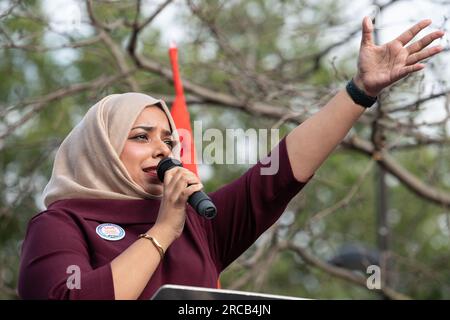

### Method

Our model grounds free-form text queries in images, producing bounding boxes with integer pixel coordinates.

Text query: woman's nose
[153,140,172,159]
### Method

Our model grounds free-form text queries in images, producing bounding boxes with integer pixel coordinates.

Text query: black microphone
[156,157,217,219]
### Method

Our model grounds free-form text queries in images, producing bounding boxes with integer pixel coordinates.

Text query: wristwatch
[346,78,377,108]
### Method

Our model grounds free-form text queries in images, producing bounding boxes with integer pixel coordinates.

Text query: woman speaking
[18,17,444,299]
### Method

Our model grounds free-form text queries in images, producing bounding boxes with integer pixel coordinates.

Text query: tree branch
[0,71,135,145]
[128,53,450,206]
[86,0,140,91]
[284,242,411,300]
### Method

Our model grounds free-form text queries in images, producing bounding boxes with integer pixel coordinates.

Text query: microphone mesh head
[156,157,183,182]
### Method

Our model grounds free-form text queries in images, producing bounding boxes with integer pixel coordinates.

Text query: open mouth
[142,166,160,181]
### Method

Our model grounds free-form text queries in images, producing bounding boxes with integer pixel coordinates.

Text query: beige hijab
[42,92,181,208]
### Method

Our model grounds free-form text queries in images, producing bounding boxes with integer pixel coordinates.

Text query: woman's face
[120,106,175,195]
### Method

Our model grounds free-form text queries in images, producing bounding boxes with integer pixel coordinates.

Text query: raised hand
[354,17,445,97]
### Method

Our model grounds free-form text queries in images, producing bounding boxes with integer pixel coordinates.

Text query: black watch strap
[346,78,377,108]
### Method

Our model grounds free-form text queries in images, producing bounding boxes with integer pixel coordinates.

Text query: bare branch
[307,160,375,227]
[86,0,140,91]
[0,0,20,20]
[127,0,174,58]
[389,90,450,113]
[284,242,411,300]
[128,52,450,206]
[343,135,450,206]
[0,71,135,145]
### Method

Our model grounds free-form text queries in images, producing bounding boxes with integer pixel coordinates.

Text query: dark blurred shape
[328,243,380,272]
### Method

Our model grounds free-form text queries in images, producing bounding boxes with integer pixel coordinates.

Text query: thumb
[361,16,374,46]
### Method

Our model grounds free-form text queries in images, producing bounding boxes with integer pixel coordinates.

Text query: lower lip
[145,170,160,182]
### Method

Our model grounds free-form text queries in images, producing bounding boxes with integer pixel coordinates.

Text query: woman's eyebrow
[131,125,173,137]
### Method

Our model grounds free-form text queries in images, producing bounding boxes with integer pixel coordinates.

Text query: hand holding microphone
[157,157,217,219]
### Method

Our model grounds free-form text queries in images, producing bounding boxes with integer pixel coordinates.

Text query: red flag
[169,43,221,289]
[169,42,198,176]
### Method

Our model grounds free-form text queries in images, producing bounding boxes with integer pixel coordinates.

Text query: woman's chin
[145,184,163,195]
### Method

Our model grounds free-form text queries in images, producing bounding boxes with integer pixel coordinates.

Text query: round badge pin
[96,223,125,241]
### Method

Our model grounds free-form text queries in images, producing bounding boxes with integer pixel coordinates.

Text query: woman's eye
[133,134,148,141]
[131,134,173,148]
[165,140,174,149]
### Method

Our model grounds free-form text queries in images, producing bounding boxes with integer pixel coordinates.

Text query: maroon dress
[18,137,310,299]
